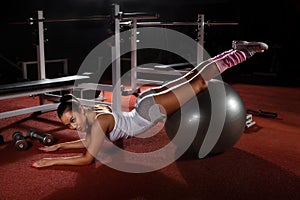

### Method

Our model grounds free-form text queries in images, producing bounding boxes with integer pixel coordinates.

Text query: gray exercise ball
[165,79,246,158]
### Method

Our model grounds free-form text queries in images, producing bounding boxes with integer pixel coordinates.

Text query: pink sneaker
[232,40,268,56]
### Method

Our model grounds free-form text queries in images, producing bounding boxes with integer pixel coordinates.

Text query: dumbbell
[12,131,28,151]
[27,129,54,146]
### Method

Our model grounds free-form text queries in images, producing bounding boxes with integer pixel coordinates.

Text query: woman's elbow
[82,154,95,165]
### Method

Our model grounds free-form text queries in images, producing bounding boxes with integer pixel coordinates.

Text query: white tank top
[96,109,156,142]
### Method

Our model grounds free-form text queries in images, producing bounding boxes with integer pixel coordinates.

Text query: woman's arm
[32,115,111,168]
[38,138,87,152]
[31,152,95,167]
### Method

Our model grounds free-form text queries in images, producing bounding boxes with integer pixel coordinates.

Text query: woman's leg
[137,41,268,102]
[139,40,268,116]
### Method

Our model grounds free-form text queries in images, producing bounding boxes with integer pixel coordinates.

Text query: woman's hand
[38,144,60,152]
[32,158,55,168]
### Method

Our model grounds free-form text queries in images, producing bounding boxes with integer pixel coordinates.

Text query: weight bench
[0,75,89,119]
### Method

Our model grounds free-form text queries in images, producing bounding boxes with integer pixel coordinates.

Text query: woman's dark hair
[57,94,81,118]
[57,93,112,119]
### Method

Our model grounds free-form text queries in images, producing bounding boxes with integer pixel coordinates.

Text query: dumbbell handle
[30,132,44,140]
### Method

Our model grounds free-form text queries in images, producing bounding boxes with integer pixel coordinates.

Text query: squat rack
[4,4,238,117]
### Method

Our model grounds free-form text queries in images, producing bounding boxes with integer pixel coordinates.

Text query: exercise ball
[165,79,246,158]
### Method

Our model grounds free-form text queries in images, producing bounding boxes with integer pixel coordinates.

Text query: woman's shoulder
[94,111,115,133]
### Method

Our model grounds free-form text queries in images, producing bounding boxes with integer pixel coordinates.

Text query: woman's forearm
[59,139,87,150]
[32,153,94,168]
[39,138,90,152]
[53,154,94,166]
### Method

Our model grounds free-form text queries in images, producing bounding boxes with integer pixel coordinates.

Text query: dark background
[0,0,299,86]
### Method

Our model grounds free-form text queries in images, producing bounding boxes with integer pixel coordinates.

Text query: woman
[32,40,268,168]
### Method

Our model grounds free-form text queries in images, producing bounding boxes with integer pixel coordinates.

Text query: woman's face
[60,109,87,132]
